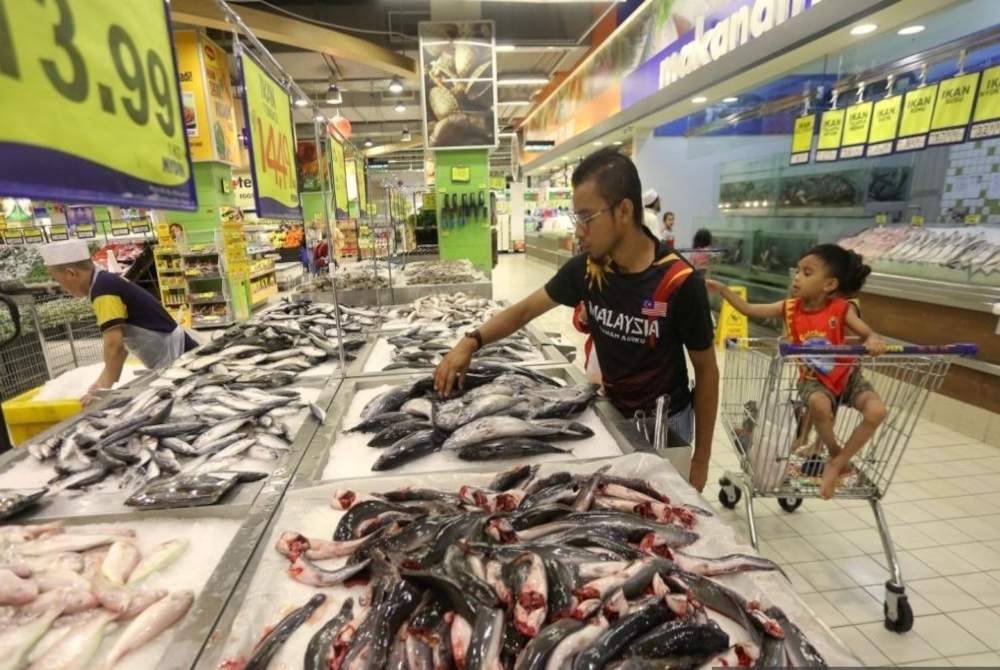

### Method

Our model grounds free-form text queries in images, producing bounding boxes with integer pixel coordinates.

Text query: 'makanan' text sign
[0,0,195,209]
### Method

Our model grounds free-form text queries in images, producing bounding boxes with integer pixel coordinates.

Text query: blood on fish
[334,490,357,510]
[638,532,674,558]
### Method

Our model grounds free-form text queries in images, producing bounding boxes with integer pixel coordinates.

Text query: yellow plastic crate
[2,387,82,446]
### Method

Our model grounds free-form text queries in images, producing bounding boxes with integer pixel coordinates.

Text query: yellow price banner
[866,95,902,157]
[49,224,69,241]
[965,214,982,225]
[239,48,300,219]
[970,64,1000,140]
[329,137,349,220]
[815,109,845,162]
[896,84,938,152]
[75,223,96,239]
[928,72,981,146]
[0,0,194,209]
[875,213,887,226]
[911,214,924,227]
[789,114,814,165]
[838,101,873,160]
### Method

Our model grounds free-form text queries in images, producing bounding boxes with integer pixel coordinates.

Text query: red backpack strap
[644,255,694,347]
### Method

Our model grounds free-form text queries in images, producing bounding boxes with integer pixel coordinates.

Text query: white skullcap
[642,188,659,207]
[39,239,90,266]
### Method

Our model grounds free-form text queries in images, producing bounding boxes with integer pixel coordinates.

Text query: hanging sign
[875,213,888,226]
[789,114,815,165]
[49,224,69,241]
[896,84,939,152]
[0,0,195,210]
[239,48,301,219]
[927,72,981,147]
[174,31,240,165]
[815,109,845,162]
[129,220,151,234]
[111,221,131,236]
[965,213,982,225]
[2,230,24,245]
[329,138,349,219]
[356,158,368,217]
[75,224,96,239]
[838,102,873,160]
[970,65,1000,140]
[911,214,925,227]
[866,95,903,157]
[22,227,44,244]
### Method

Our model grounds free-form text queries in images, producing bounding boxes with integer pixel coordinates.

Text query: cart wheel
[778,497,803,513]
[717,481,742,509]
[883,595,914,633]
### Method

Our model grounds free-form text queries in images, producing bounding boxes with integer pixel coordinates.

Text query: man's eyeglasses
[569,201,619,230]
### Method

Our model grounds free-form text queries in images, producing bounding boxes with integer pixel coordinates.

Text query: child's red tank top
[783,297,852,395]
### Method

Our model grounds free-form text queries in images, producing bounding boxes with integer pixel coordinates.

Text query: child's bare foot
[819,456,854,499]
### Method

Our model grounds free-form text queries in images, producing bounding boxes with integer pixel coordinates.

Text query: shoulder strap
[644,256,694,347]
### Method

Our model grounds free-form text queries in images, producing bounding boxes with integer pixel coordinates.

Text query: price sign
[866,95,902,157]
[49,224,69,241]
[239,48,300,219]
[3,230,24,245]
[129,220,151,234]
[911,214,925,227]
[875,213,887,226]
[22,226,44,244]
[0,0,195,209]
[838,101,873,160]
[75,224,96,239]
[928,72,981,147]
[111,221,131,236]
[789,114,815,165]
[970,65,1000,140]
[965,214,982,225]
[896,84,938,152]
[815,109,845,162]
[329,137,349,220]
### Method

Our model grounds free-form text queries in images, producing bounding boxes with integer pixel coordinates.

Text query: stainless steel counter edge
[864,272,1000,314]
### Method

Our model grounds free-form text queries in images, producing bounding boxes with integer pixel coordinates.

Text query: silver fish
[101,540,140,585]
[101,590,194,668]
[0,607,62,670]
[29,608,116,670]
[128,539,189,585]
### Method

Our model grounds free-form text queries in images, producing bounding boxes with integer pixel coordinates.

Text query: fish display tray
[0,378,343,520]
[353,322,567,376]
[196,453,860,670]
[390,280,493,302]
[7,505,253,670]
[294,364,630,483]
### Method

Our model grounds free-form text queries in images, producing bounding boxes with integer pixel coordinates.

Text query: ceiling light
[593,141,603,146]
[388,77,404,93]
[500,100,532,106]
[325,82,342,105]
[691,96,707,104]
[401,128,412,142]
[850,23,878,35]
[496,44,516,52]
[364,139,374,148]
[497,76,550,86]
[723,96,738,103]
[898,25,925,35]
[613,141,623,146]
[314,114,325,122]
[394,103,406,113]
[294,97,308,107]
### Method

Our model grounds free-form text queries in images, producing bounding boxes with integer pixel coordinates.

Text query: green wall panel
[434,149,491,273]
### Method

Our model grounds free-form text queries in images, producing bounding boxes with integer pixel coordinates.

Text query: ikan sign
[0,0,196,210]
[239,48,301,219]
[657,0,824,91]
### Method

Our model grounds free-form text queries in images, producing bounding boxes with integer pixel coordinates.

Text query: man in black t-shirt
[435,149,719,491]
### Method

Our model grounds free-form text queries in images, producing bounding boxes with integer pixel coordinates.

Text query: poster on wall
[970,64,1000,140]
[789,114,815,165]
[329,137,349,219]
[418,21,498,149]
[895,84,939,152]
[866,95,903,157]
[174,31,240,165]
[927,72,981,147]
[0,0,195,210]
[815,109,845,162]
[239,48,301,219]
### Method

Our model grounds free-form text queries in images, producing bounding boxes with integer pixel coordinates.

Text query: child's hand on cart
[705,278,724,294]
[865,335,888,356]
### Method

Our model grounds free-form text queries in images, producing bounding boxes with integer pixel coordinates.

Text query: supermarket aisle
[493,253,1000,667]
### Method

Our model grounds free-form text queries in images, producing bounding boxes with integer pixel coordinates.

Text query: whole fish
[368,420,432,448]
[372,429,442,471]
[457,439,570,461]
[443,417,592,451]
[465,607,505,670]
[0,607,62,670]
[29,609,116,670]
[360,385,415,420]
[101,540,140,585]
[545,619,609,670]
[456,394,519,426]
[101,590,194,668]
[18,534,117,557]
[304,598,355,670]
[288,555,372,586]
[514,618,585,670]
[244,593,327,670]
[347,411,414,434]
[128,539,189,585]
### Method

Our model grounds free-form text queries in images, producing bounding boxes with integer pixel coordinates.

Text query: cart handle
[779,342,978,357]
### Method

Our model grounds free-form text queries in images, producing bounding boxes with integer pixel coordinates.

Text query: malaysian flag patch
[640,299,667,318]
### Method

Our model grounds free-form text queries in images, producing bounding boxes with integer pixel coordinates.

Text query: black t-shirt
[545,238,713,414]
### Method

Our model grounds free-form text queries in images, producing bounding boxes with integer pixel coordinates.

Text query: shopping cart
[717,338,978,633]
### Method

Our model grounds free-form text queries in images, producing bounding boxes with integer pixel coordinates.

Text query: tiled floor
[493,253,1000,667]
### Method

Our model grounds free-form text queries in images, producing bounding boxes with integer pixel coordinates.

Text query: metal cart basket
[717,338,978,633]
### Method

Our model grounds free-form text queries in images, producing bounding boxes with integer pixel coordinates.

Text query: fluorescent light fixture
[325,82,342,105]
[388,77,404,93]
[898,25,925,35]
[691,96,708,103]
[364,139,374,148]
[314,114,325,122]
[613,141,623,146]
[499,100,532,106]
[497,76,549,86]
[401,128,412,142]
[496,44,517,52]
[723,96,738,103]
[394,103,406,113]
[850,23,877,35]
[593,140,603,146]
[294,97,308,107]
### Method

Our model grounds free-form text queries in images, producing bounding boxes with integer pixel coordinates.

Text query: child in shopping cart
[707,244,887,498]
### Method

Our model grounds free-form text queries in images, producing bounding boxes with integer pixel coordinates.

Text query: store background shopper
[691,228,713,272]
[662,211,676,248]
[435,149,718,491]
[642,188,661,235]
[40,240,196,405]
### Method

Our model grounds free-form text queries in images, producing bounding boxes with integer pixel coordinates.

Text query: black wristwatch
[465,329,483,351]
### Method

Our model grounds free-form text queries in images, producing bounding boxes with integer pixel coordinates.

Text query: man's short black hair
[571,148,642,226]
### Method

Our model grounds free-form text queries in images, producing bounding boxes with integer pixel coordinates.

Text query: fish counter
[294,364,628,483]
[196,453,859,669]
